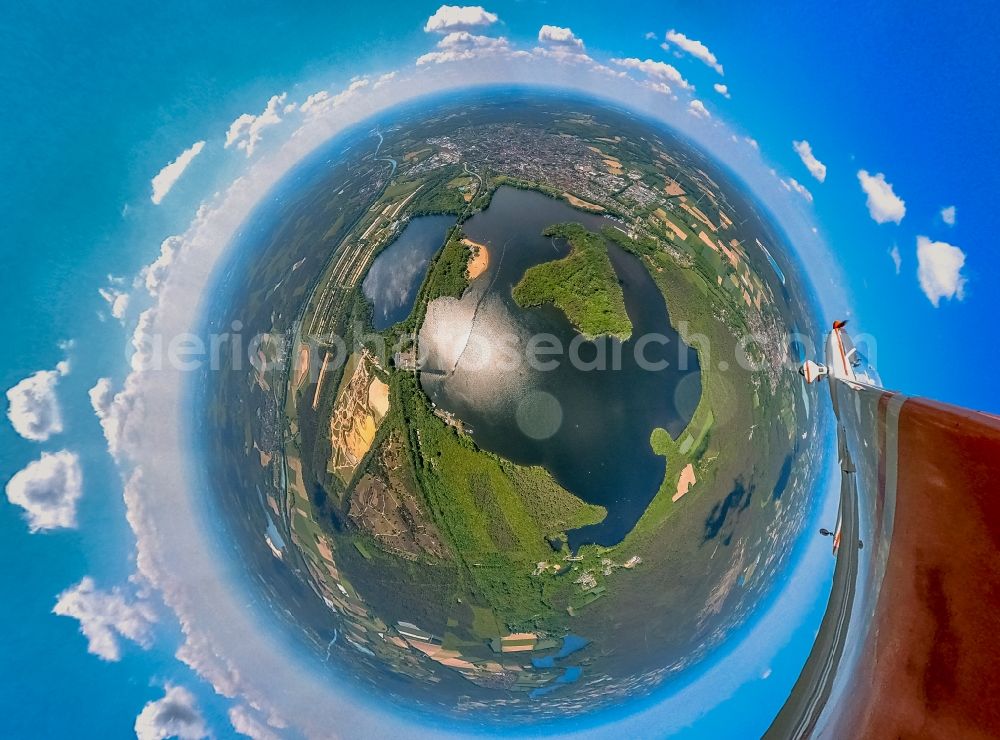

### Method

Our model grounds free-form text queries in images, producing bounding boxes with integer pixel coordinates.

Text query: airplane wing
[768,324,1000,738]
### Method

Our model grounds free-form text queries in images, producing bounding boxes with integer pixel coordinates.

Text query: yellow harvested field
[316,537,335,564]
[673,463,696,502]
[680,203,715,231]
[698,231,719,252]
[720,242,741,269]
[655,208,688,240]
[294,346,310,388]
[663,179,685,197]
[603,158,624,175]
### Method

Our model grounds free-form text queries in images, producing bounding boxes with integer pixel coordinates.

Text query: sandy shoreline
[462,238,490,279]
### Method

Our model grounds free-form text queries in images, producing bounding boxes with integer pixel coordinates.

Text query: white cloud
[917,235,967,307]
[417,31,510,65]
[151,141,206,205]
[664,29,724,75]
[299,78,370,118]
[229,705,280,740]
[88,310,157,462]
[941,205,956,226]
[792,140,826,183]
[531,43,594,67]
[781,176,814,203]
[5,450,82,532]
[890,244,901,274]
[423,5,498,33]
[53,577,156,661]
[138,235,181,297]
[643,81,673,96]
[610,57,693,90]
[857,169,906,224]
[644,31,657,41]
[372,71,397,89]
[538,25,584,49]
[688,99,711,119]
[6,361,69,441]
[745,136,759,151]
[99,278,130,324]
[135,685,208,740]
[88,377,114,419]
[713,82,730,99]
[225,94,287,157]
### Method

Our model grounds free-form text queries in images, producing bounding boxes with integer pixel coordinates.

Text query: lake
[418,187,701,548]
[362,214,456,329]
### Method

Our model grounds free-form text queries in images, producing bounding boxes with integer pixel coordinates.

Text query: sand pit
[368,377,390,418]
[673,463,697,502]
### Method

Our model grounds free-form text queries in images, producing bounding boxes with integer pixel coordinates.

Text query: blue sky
[2,1,998,737]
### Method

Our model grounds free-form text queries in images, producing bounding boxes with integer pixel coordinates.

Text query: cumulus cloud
[857,169,906,224]
[138,235,182,297]
[610,57,692,90]
[643,81,673,96]
[890,244,901,274]
[423,5,498,33]
[745,136,759,151]
[688,99,711,119]
[225,94,287,157]
[663,29,724,75]
[135,685,208,740]
[299,78,371,118]
[99,277,130,323]
[792,140,826,183]
[88,312,157,462]
[5,450,82,532]
[151,141,206,205]
[781,176,814,203]
[417,31,510,65]
[229,705,280,740]
[372,71,397,89]
[53,577,156,661]
[941,205,956,226]
[917,235,967,307]
[6,361,69,441]
[713,82,730,99]
[538,25,584,49]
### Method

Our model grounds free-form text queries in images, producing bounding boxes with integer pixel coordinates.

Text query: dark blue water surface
[363,214,455,329]
[419,187,701,548]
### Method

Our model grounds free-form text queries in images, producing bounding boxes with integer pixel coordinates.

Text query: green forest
[512,222,633,341]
